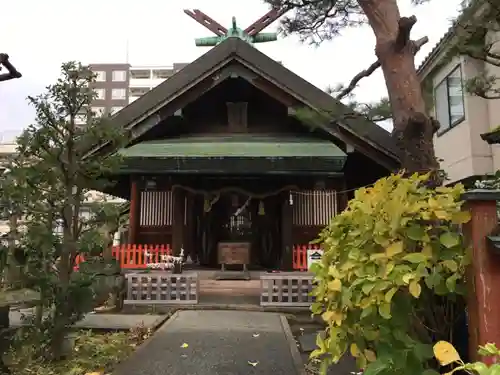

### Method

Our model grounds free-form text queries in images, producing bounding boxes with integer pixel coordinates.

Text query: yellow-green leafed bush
[433,341,500,374]
[310,173,471,375]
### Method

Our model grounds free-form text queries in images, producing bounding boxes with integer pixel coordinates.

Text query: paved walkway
[9,310,167,330]
[113,310,302,375]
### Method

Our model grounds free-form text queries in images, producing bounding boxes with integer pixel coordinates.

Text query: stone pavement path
[112,310,302,375]
[9,310,167,330]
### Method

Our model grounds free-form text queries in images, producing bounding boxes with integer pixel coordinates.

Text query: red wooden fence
[74,243,319,271]
[292,244,322,271]
[74,244,172,270]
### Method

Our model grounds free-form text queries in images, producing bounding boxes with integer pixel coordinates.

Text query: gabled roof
[110,37,399,167]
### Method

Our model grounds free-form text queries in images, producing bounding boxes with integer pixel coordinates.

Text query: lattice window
[291,190,337,226]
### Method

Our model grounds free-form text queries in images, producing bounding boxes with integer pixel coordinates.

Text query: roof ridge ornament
[184,8,287,47]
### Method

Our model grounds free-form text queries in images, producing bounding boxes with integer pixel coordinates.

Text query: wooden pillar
[339,179,349,212]
[462,189,500,363]
[281,191,293,271]
[184,191,195,259]
[172,187,185,256]
[128,178,141,244]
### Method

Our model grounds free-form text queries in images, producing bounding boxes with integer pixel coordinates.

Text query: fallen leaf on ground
[252,333,260,338]
[181,343,189,348]
[248,361,259,367]
[181,354,188,358]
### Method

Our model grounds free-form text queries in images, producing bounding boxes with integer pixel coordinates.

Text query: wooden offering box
[217,242,250,266]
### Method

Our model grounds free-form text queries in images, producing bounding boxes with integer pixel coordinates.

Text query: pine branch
[0,54,21,82]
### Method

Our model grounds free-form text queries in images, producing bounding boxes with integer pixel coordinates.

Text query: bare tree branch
[396,16,417,51]
[336,36,428,100]
[0,54,21,82]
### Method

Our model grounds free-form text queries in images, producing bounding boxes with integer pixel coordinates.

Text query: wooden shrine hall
[96,9,400,273]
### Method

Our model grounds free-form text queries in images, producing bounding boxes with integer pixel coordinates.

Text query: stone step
[199,280,261,296]
[200,279,260,289]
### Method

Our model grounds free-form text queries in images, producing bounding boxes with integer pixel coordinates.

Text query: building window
[112,70,127,82]
[111,88,126,100]
[92,107,105,117]
[94,88,105,100]
[110,106,123,115]
[95,71,106,82]
[130,69,150,79]
[435,66,465,133]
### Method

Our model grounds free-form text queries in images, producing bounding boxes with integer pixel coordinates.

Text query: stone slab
[214,270,251,280]
[9,310,167,330]
[112,310,301,375]
[298,331,321,352]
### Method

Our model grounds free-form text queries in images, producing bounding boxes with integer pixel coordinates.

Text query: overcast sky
[0,0,461,141]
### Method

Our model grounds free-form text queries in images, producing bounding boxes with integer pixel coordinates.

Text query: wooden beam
[171,187,185,256]
[244,8,286,36]
[183,9,227,37]
[184,191,195,260]
[128,178,140,244]
[280,191,293,271]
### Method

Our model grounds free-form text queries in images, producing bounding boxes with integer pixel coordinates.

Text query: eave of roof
[119,135,347,158]
[104,37,399,167]
[416,27,455,76]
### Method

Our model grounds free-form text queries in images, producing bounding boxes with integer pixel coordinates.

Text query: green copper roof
[119,135,347,158]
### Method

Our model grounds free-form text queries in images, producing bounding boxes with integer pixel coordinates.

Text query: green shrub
[433,341,500,374]
[310,173,470,375]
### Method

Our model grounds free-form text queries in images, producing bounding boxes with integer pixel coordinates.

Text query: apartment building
[88,63,189,117]
[417,3,499,185]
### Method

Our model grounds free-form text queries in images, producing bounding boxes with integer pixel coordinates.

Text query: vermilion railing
[74,244,172,270]
[292,244,322,271]
[75,243,318,271]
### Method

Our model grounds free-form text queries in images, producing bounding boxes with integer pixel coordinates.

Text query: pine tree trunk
[358,0,440,178]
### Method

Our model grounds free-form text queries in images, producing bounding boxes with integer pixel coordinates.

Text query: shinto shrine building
[96,10,399,271]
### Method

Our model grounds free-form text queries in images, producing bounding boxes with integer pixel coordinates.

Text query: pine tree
[450,0,500,100]
[265,0,441,177]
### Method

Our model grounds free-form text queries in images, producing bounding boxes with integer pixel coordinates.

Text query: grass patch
[6,325,152,375]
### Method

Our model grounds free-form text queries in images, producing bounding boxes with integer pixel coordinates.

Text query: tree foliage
[450,0,500,99]
[0,61,126,362]
[266,0,428,44]
[264,0,430,123]
[433,341,500,375]
[265,0,440,176]
[310,173,470,375]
